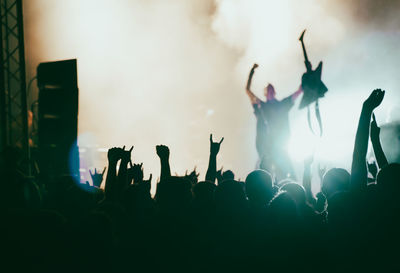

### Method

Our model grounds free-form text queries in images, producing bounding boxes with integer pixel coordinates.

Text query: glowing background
[24,0,400,192]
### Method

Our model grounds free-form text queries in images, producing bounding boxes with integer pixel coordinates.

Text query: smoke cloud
[24,0,400,188]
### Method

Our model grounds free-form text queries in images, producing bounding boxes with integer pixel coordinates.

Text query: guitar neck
[300,41,312,72]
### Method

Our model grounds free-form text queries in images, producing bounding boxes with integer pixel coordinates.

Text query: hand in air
[184,167,200,185]
[210,134,224,156]
[121,146,133,163]
[141,173,152,193]
[89,167,106,188]
[127,162,144,184]
[370,114,381,141]
[107,147,125,164]
[252,63,259,69]
[156,145,170,160]
[367,160,378,179]
[364,89,385,111]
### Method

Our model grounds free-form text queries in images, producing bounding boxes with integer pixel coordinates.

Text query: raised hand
[141,173,152,194]
[128,162,144,184]
[156,145,170,160]
[156,145,171,181]
[252,63,259,69]
[210,134,224,156]
[107,147,125,164]
[121,146,133,163]
[351,89,385,191]
[363,89,385,111]
[367,160,378,179]
[370,114,380,141]
[206,134,224,183]
[184,167,200,185]
[89,167,106,188]
[105,147,125,201]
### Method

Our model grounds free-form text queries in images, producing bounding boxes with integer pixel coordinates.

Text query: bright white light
[26,0,398,186]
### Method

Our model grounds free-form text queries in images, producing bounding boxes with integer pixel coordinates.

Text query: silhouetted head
[155,176,192,210]
[280,182,306,206]
[215,180,247,212]
[264,83,276,101]
[321,168,350,199]
[222,170,235,181]
[193,181,216,205]
[377,163,400,195]
[268,191,298,224]
[245,169,274,206]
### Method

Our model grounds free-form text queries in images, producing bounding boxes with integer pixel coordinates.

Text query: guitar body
[299,61,328,109]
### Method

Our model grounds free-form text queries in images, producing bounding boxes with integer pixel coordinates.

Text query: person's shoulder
[281,96,294,107]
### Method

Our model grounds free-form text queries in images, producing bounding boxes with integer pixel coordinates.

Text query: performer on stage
[246,63,302,180]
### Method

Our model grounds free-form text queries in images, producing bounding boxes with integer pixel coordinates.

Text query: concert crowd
[1,88,399,272]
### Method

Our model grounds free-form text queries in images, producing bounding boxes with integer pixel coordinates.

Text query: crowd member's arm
[370,114,388,169]
[314,164,327,212]
[105,147,123,201]
[303,156,316,206]
[351,89,385,192]
[128,162,144,184]
[205,134,224,183]
[156,145,171,182]
[117,146,133,195]
[246,63,262,105]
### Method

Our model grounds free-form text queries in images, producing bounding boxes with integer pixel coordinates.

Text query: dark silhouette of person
[246,63,302,180]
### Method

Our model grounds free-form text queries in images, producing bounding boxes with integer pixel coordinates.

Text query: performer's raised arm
[246,63,262,105]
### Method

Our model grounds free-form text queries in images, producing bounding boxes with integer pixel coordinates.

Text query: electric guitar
[299,29,328,109]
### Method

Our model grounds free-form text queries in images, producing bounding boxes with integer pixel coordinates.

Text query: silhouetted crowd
[1,89,400,272]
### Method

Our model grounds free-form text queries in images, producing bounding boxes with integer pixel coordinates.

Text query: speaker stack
[37,59,79,178]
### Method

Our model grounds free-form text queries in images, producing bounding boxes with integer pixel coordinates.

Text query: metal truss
[0,0,29,174]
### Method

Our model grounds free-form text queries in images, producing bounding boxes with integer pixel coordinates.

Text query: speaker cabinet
[37,59,79,177]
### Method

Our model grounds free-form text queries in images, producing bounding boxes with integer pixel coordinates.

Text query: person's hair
[280,182,306,205]
[321,168,350,199]
[245,169,274,205]
[215,180,247,211]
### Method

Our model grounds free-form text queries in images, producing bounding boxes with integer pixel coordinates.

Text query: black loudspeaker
[37,59,79,177]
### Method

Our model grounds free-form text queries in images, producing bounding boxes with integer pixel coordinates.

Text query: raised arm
[351,89,385,192]
[105,147,124,201]
[205,134,224,183]
[303,155,316,206]
[370,114,388,169]
[156,145,171,182]
[246,63,262,105]
[90,167,106,188]
[117,146,133,195]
